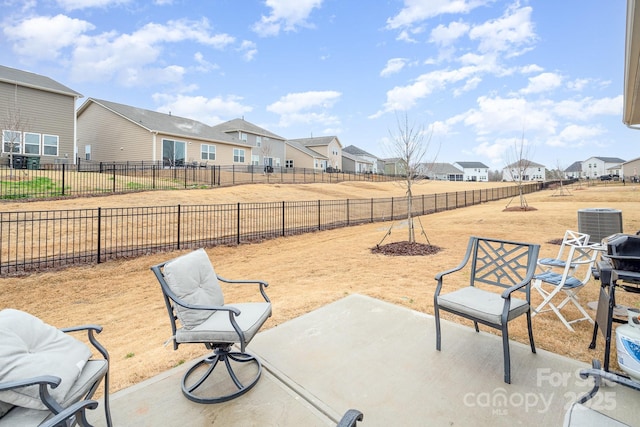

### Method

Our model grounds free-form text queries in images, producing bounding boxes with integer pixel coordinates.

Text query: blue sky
[0,0,632,170]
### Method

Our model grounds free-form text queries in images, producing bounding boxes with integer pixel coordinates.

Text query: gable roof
[589,156,627,163]
[285,140,328,159]
[288,136,340,147]
[342,151,373,164]
[564,161,583,172]
[0,65,81,98]
[78,98,249,146]
[425,162,463,174]
[504,159,545,168]
[343,145,377,158]
[211,118,285,140]
[454,161,489,169]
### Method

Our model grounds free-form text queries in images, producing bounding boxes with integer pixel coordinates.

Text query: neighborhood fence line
[0,161,394,200]
[0,182,541,275]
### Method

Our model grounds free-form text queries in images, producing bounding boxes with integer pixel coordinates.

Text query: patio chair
[537,230,590,271]
[434,236,540,384]
[151,248,272,404]
[532,244,599,331]
[564,359,639,426]
[0,309,112,427]
[337,409,363,427]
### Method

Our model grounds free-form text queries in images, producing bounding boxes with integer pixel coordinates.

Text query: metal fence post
[61,163,66,196]
[177,204,181,249]
[237,203,241,244]
[112,165,116,192]
[282,201,285,236]
[97,207,102,264]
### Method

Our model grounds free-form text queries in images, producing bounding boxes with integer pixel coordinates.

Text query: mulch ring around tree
[502,206,538,212]
[371,241,442,256]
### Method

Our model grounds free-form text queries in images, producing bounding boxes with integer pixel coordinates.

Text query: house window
[42,134,59,156]
[162,139,186,166]
[2,130,21,153]
[24,132,41,154]
[274,157,281,167]
[240,132,247,142]
[233,148,245,163]
[85,145,91,161]
[201,144,216,161]
[256,136,262,147]
[264,157,273,167]
[251,154,259,165]
[286,160,294,168]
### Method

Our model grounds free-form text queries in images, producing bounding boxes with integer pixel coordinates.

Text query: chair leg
[502,324,511,384]
[474,321,479,333]
[181,346,262,404]
[434,305,442,351]
[526,310,536,354]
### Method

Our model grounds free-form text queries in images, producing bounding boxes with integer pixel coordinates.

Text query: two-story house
[0,65,82,165]
[453,162,490,182]
[342,145,378,174]
[502,160,546,182]
[286,136,342,171]
[581,157,626,179]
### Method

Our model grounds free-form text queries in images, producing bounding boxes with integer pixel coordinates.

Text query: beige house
[0,64,82,165]
[286,136,342,171]
[212,118,286,170]
[76,98,252,166]
[284,139,328,170]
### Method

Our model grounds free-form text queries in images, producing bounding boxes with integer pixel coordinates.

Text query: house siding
[0,82,76,164]
[286,147,316,169]
[77,102,151,162]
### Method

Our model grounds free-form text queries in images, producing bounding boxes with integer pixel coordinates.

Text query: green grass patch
[0,176,67,199]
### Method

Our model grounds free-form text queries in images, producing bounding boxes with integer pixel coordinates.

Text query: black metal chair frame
[151,259,271,404]
[434,236,540,384]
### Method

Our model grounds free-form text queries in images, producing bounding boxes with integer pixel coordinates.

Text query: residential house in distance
[286,136,342,172]
[342,150,373,173]
[453,161,490,181]
[381,157,404,176]
[0,64,82,165]
[420,162,464,181]
[563,161,583,179]
[342,145,379,174]
[76,98,252,166]
[581,156,626,179]
[211,118,285,171]
[621,157,640,181]
[502,160,546,182]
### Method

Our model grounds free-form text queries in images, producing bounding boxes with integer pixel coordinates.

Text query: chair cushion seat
[534,271,583,289]
[176,302,272,344]
[436,287,529,325]
[0,309,91,412]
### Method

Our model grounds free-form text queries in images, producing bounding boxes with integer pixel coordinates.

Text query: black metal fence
[0,161,394,199]
[0,182,541,275]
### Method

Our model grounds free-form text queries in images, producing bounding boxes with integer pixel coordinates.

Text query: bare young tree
[260,139,274,174]
[503,135,533,209]
[3,103,30,178]
[384,112,435,243]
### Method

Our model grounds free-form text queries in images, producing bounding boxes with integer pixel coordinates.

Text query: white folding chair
[532,244,599,331]
[537,230,590,272]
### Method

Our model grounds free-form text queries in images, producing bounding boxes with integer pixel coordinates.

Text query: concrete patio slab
[89,294,640,426]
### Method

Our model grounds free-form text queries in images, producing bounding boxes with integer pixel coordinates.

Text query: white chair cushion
[0,309,91,411]
[437,287,529,325]
[163,249,225,330]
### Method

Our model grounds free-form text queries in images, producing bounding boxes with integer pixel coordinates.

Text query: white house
[502,160,546,182]
[453,161,489,181]
[581,156,626,179]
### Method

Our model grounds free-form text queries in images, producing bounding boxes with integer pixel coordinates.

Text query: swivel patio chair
[151,248,272,404]
[537,230,590,271]
[0,309,112,427]
[434,236,540,384]
[532,243,599,331]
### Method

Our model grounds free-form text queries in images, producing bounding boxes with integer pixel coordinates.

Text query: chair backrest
[559,244,599,286]
[556,230,591,260]
[152,249,224,333]
[468,237,540,294]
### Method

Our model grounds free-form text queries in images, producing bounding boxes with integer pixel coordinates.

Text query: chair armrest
[60,325,109,362]
[500,278,534,299]
[0,375,66,414]
[336,409,363,427]
[216,275,270,303]
[577,360,640,404]
[39,399,98,427]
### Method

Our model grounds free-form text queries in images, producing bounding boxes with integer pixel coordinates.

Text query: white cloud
[545,124,605,147]
[386,0,489,30]
[56,0,130,11]
[3,14,94,61]
[468,4,536,54]
[380,58,407,77]
[252,0,323,37]
[553,96,622,121]
[519,64,544,74]
[152,93,252,124]
[239,40,258,61]
[193,52,219,72]
[566,78,591,91]
[267,90,341,127]
[430,20,469,46]
[520,72,562,94]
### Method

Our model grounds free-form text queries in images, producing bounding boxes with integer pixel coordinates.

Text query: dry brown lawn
[1,180,638,394]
